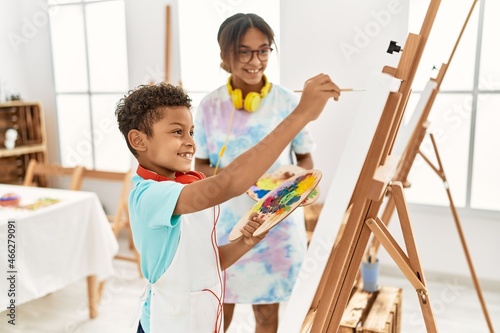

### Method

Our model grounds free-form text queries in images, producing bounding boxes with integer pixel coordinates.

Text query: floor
[1,236,499,333]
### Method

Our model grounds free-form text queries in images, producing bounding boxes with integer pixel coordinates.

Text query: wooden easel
[370,1,495,331]
[164,4,172,84]
[299,1,443,332]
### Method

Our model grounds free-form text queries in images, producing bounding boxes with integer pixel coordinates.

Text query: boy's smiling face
[137,106,195,178]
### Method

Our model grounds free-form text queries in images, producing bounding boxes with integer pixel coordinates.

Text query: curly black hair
[115,83,192,156]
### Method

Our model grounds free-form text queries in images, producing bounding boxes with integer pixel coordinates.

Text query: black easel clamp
[387,40,403,54]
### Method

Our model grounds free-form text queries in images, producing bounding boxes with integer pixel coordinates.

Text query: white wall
[280,0,408,203]
[1,0,498,284]
[1,0,59,162]
[381,202,500,284]
[0,0,26,101]
[124,0,181,88]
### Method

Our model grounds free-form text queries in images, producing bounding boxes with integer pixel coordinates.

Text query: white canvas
[279,71,401,333]
[392,79,438,157]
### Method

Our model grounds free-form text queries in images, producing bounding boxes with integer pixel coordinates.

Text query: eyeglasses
[237,47,273,63]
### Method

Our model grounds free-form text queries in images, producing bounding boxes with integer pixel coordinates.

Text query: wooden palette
[246,165,320,206]
[229,169,322,242]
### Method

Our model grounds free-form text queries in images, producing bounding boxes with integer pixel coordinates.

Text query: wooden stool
[340,285,402,333]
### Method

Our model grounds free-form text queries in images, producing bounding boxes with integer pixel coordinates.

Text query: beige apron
[149,208,223,333]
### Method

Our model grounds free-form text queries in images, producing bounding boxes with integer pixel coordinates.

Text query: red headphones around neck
[137,165,205,184]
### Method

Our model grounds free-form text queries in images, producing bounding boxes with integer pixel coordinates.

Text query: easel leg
[370,192,396,254]
[309,202,375,333]
[366,182,438,332]
[418,133,495,332]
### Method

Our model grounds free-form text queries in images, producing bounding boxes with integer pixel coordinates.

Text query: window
[48,0,130,171]
[405,0,500,211]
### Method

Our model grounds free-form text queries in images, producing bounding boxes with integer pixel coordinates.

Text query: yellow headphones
[226,75,271,112]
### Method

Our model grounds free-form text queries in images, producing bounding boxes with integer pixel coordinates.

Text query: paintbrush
[293,88,365,93]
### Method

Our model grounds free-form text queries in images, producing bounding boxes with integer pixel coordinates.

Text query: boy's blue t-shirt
[128,174,185,333]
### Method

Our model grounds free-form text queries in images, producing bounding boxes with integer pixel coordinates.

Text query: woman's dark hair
[115,83,192,156]
[217,13,276,72]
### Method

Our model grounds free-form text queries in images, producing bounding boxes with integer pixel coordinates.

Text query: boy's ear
[128,129,147,152]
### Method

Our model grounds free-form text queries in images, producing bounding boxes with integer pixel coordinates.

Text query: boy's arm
[175,73,339,215]
[194,158,216,178]
[218,212,267,269]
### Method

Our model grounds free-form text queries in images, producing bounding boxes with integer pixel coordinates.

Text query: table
[0,184,119,319]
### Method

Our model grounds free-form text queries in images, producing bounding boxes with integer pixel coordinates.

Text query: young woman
[194,13,323,332]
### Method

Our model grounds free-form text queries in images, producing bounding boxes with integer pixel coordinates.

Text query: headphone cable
[213,105,236,176]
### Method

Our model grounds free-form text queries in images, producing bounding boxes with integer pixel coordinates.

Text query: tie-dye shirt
[193,83,315,303]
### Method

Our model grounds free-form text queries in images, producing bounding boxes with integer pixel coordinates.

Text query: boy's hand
[297,73,340,121]
[240,212,268,246]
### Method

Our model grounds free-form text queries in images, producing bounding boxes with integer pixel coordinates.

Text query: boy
[115,73,340,333]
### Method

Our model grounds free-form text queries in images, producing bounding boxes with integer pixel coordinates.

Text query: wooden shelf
[0,101,48,183]
[0,100,42,107]
[0,144,47,158]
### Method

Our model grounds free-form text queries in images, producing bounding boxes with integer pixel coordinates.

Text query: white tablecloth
[0,184,119,307]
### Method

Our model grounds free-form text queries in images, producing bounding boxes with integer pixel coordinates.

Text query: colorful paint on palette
[249,176,319,201]
[249,176,282,199]
[229,169,322,242]
[256,177,281,190]
[252,172,317,216]
[248,185,269,199]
